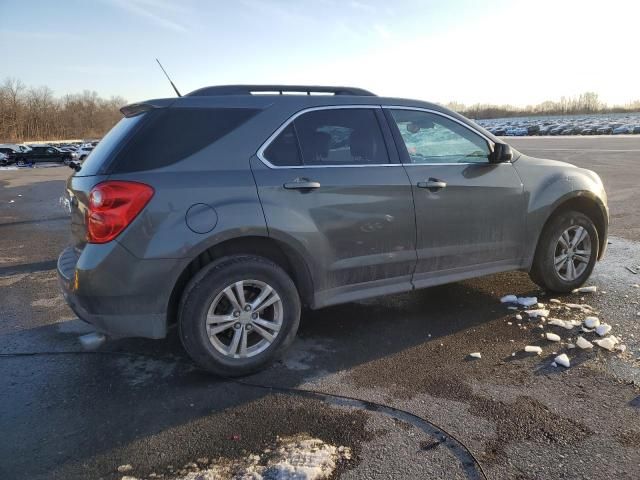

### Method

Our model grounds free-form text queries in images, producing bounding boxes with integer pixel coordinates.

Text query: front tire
[178,255,301,376]
[529,211,598,293]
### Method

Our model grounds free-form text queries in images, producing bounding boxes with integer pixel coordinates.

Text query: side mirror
[490,143,513,163]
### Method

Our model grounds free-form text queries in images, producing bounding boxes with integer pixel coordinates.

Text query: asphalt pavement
[1,138,639,480]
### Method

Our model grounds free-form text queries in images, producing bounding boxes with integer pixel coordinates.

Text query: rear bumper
[57,243,178,339]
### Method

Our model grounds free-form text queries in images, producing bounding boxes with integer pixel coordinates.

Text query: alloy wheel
[205,279,283,359]
[554,226,592,281]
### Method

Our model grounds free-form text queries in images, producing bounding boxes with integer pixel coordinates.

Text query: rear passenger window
[263,108,389,166]
[109,107,260,173]
[264,124,302,166]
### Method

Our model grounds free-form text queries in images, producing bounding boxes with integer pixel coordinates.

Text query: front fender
[515,156,608,267]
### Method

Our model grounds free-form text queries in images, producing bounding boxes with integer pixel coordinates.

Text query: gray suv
[57,85,608,375]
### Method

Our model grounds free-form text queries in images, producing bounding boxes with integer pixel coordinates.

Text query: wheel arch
[166,235,315,326]
[529,191,608,269]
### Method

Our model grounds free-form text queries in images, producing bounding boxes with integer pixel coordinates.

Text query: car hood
[513,154,576,169]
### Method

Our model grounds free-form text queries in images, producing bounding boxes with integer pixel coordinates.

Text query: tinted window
[264,124,302,166]
[109,107,260,173]
[78,114,145,176]
[390,110,490,164]
[295,109,388,165]
[263,108,389,166]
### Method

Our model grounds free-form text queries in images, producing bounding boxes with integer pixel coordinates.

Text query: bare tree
[0,78,126,142]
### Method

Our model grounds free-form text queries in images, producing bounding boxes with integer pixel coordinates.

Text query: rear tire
[529,211,598,293]
[178,255,301,376]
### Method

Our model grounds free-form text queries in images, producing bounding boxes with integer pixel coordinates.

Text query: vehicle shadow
[0,272,539,479]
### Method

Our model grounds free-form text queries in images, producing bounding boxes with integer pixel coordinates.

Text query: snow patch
[548,318,580,330]
[500,294,518,303]
[594,335,619,351]
[554,353,571,368]
[524,345,542,355]
[576,337,594,349]
[584,316,600,328]
[572,286,597,293]
[595,324,612,337]
[171,436,351,480]
[527,309,549,318]
[517,297,538,307]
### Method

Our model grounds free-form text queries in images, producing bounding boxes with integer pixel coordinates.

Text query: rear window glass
[109,107,260,173]
[77,114,144,176]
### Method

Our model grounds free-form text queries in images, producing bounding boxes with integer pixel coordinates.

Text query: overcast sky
[1,0,638,106]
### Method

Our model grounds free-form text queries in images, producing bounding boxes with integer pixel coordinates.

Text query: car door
[251,106,417,307]
[30,147,45,162]
[384,107,526,287]
[46,147,59,162]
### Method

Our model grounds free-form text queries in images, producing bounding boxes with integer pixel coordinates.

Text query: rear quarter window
[77,114,145,176]
[108,107,260,173]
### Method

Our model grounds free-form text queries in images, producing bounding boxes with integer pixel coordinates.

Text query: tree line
[0,78,126,143]
[2,78,639,141]
[446,92,640,120]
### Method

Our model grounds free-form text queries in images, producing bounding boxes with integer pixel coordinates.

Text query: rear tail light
[87,181,154,243]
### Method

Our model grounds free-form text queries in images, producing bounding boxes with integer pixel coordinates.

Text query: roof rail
[185,85,376,97]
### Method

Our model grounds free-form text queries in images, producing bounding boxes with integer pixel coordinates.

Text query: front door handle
[417,178,447,190]
[283,179,321,190]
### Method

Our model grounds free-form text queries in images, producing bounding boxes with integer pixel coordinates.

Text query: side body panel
[403,163,526,286]
[251,156,417,308]
[513,155,609,267]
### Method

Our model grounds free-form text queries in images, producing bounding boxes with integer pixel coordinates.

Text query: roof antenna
[155,58,182,97]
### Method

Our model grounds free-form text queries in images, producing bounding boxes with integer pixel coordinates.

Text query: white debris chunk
[576,336,593,349]
[545,332,561,342]
[175,436,350,480]
[595,324,612,337]
[584,316,600,328]
[117,464,133,473]
[594,335,619,351]
[507,306,518,310]
[527,309,550,318]
[554,353,571,368]
[550,299,562,304]
[500,294,518,303]
[517,297,538,307]
[507,321,513,325]
[551,361,558,367]
[537,302,545,308]
[582,327,594,333]
[515,314,523,320]
[469,352,482,359]
[548,318,580,330]
[525,345,543,355]
[568,343,576,349]
[616,344,627,353]
[572,286,597,293]
[630,284,639,288]
[9,199,15,203]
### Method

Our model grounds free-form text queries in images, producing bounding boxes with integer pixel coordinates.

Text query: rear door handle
[283,180,321,190]
[417,179,447,190]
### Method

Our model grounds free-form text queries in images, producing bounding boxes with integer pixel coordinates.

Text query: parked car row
[477,113,640,137]
[0,141,98,166]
